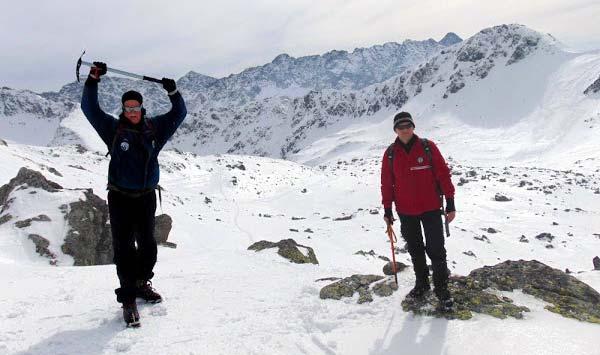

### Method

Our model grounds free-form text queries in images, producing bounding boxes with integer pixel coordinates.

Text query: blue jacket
[81,80,187,191]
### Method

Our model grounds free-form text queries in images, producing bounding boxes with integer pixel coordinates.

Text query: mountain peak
[439,32,462,46]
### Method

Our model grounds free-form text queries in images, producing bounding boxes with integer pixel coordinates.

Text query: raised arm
[80,62,116,147]
[150,78,187,149]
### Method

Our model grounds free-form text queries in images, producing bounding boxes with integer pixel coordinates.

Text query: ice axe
[76,50,163,84]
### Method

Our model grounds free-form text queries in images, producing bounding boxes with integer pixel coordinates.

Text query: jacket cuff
[445,198,455,213]
[384,207,393,217]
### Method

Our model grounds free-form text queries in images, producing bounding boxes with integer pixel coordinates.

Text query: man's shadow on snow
[370,309,449,355]
[15,311,126,355]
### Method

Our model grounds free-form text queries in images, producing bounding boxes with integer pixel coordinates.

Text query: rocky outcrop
[248,239,318,264]
[403,260,600,323]
[583,76,600,95]
[1,168,174,266]
[61,190,112,266]
[319,274,399,303]
[0,167,62,211]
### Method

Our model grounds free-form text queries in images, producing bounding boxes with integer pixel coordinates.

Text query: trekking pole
[386,223,399,287]
[75,50,163,84]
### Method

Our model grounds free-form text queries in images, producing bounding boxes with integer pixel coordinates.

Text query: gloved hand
[383,208,395,225]
[89,62,107,80]
[162,78,177,94]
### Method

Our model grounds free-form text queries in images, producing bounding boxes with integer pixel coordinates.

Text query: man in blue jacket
[81,61,187,327]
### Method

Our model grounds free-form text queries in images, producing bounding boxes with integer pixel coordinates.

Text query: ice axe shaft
[76,51,162,84]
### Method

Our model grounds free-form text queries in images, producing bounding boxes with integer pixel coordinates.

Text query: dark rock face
[248,239,319,264]
[61,190,112,266]
[402,260,600,323]
[319,274,398,304]
[584,76,600,95]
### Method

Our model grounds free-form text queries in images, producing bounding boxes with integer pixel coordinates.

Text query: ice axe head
[76,50,86,83]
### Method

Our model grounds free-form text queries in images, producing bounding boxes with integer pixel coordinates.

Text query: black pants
[108,190,157,303]
[398,210,449,294]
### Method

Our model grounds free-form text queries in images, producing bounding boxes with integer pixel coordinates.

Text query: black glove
[384,208,395,225]
[162,78,177,94]
[445,198,455,213]
[89,62,107,80]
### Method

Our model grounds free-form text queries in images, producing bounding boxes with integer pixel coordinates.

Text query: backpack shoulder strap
[420,138,433,164]
[106,121,125,157]
[386,143,396,181]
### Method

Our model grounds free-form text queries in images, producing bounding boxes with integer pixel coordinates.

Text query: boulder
[248,239,318,264]
[383,261,409,275]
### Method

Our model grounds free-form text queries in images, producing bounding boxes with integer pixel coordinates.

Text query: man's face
[394,122,414,141]
[123,99,142,125]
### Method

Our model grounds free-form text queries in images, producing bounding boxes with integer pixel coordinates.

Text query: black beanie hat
[121,90,143,105]
[393,111,415,129]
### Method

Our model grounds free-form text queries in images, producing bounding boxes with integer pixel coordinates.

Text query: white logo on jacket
[120,141,129,151]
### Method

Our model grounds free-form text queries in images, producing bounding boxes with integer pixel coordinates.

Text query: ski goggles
[123,105,142,113]
[395,123,413,130]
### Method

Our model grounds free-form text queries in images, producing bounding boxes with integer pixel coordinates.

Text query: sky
[1,0,599,93]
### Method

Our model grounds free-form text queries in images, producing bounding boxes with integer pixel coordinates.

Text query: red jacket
[381,135,455,216]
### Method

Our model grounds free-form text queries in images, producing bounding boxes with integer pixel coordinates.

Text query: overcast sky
[1,0,599,93]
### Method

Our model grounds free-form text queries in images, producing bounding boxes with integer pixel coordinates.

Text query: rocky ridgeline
[0,167,174,266]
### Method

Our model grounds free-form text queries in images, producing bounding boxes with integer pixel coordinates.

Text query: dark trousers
[108,190,157,303]
[398,210,449,294]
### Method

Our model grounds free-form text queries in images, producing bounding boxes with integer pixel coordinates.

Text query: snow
[1,25,600,355]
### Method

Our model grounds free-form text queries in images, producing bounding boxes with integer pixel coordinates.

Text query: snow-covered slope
[0,137,599,354]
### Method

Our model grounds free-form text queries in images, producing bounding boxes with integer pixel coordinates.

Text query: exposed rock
[0,139,7,146]
[61,190,112,266]
[519,235,529,243]
[47,167,63,177]
[369,209,379,215]
[355,250,377,257]
[248,238,318,264]
[320,274,397,303]
[0,168,63,209]
[402,275,530,320]
[584,76,600,95]
[334,215,353,221]
[593,256,600,271]
[494,193,512,202]
[383,261,409,275]
[0,214,13,225]
[463,250,476,257]
[14,214,51,228]
[28,234,57,263]
[469,260,600,323]
[154,214,173,244]
[316,277,342,282]
[535,233,555,242]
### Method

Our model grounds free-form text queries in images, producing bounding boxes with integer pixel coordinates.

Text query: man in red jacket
[381,111,456,310]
